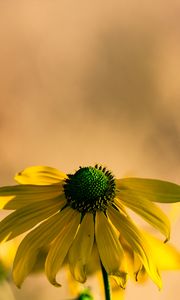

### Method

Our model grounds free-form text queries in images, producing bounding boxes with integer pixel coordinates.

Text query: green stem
[101,261,111,300]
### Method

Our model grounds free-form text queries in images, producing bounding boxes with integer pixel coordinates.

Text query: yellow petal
[0,185,62,210]
[111,285,125,300]
[108,206,162,289]
[143,232,180,270]
[110,273,128,289]
[13,207,76,287]
[45,211,81,286]
[115,190,170,241]
[0,239,19,269]
[0,195,66,242]
[68,213,94,283]
[86,243,101,275]
[95,211,126,286]
[119,236,139,280]
[134,265,148,283]
[120,236,147,283]
[116,178,180,203]
[169,203,180,223]
[15,166,67,185]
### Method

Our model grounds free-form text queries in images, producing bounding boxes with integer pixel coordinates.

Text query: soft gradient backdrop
[0,1,180,299]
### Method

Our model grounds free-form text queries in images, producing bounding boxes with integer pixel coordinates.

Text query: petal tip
[51,279,62,287]
[13,278,23,289]
[14,171,21,178]
[164,232,170,243]
[110,271,128,289]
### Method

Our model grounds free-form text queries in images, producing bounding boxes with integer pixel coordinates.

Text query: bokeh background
[0,0,180,299]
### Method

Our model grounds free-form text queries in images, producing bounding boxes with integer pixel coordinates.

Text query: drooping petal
[108,206,162,289]
[0,195,66,242]
[119,235,141,281]
[0,185,62,210]
[13,207,77,287]
[115,190,170,241]
[45,212,81,286]
[143,232,180,270]
[68,213,94,283]
[110,273,128,289]
[116,178,180,203]
[95,211,127,287]
[84,243,101,275]
[15,166,67,185]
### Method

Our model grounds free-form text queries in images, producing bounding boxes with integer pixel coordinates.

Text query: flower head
[64,165,115,213]
[0,165,180,288]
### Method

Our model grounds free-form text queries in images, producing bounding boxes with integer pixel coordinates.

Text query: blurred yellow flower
[0,240,18,300]
[0,165,180,289]
[0,239,19,282]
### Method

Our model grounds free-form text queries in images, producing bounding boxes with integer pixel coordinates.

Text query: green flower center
[63,165,116,213]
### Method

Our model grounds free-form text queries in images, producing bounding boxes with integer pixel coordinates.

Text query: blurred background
[0,0,180,299]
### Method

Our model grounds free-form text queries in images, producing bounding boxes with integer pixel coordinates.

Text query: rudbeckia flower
[0,165,180,289]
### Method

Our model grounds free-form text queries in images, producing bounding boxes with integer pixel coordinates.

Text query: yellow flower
[0,165,180,289]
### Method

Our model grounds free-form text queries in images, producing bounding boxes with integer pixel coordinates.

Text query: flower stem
[100,261,111,300]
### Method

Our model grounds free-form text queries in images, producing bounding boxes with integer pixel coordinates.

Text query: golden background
[0,1,180,299]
